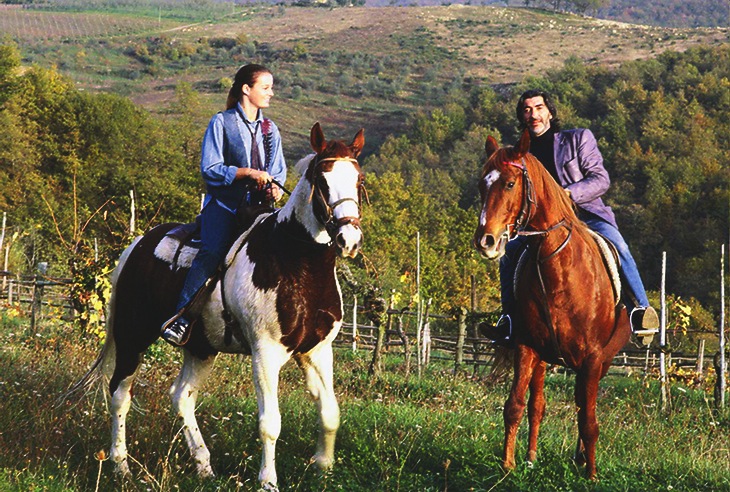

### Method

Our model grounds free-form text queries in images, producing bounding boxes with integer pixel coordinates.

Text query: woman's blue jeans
[176,200,239,312]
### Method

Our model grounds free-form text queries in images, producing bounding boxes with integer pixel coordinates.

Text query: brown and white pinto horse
[473,130,630,479]
[72,123,365,491]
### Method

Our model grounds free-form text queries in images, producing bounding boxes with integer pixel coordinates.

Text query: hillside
[1,4,728,160]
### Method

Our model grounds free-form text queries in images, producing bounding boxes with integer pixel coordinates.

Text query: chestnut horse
[473,130,630,479]
[70,123,365,491]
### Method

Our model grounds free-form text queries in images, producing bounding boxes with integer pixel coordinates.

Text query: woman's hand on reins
[236,168,272,188]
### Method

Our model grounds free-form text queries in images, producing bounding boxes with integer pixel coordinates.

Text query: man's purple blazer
[552,128,618,229]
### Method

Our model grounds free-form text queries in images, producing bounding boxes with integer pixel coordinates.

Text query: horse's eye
[506,181,516,190]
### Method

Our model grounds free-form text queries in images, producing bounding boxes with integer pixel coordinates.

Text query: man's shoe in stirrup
[161,315,190,346]
[479,314,512,347]
[631,306,659,345]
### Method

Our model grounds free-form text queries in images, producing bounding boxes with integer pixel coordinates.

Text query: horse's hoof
[196,465,215,479]
[258,482,279,492]
[113,459,132,478]
[502,459,516,471]
[312,453,334,470]
[573,452,587,467]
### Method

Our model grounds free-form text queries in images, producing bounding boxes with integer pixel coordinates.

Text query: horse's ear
[350,128,365,158]
[485,135,499,158]
[310,122,326,153]
[516,129,531,156]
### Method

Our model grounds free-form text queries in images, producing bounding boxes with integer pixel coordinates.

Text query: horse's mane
[295,153,316,176]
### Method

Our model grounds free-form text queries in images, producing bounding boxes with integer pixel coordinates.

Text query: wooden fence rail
[0,271,721,377]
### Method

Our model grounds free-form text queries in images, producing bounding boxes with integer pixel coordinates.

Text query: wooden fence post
[395,312,411,378]
[660,251,670,411]
[718,244,726,409]
[367,294,387,377]
[421,299,432,367]
[352,295,358,352]
[697,339,705,377]
[455,306,467,371]
[30,262,48,332]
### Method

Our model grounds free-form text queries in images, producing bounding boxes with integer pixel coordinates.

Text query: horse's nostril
[484,235,496,248]
[336,233,347,248]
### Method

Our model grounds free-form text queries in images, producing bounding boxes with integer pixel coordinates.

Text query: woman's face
[243,72,274,109]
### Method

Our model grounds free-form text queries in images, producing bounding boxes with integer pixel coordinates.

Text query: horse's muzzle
[336,224,362,258]
[474,231,508,260]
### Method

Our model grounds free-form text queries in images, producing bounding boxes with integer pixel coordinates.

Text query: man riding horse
[483,89,659,346]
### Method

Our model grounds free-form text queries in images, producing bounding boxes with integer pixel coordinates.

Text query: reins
[506,157,574,366]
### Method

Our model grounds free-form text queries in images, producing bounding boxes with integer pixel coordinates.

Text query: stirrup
[631,306,659,346]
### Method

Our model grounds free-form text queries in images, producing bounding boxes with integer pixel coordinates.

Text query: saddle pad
[587,230,622,306]
[154,236,199,270]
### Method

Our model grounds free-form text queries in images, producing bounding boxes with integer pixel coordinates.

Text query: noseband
[310,156,364,239]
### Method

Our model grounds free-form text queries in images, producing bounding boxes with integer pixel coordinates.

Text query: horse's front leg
[526,360,547,464]
[252,344,289,491]
[169,350,217,478]
[574,361,602,480]
[296,342,340,471]
[503,346,541,470]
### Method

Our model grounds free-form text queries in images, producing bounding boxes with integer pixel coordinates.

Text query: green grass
[2,314,730,491]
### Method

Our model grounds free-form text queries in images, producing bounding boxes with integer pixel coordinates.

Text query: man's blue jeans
[500,217,650,313]
[176,200,239,312]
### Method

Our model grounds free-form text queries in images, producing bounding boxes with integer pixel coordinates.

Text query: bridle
[504,158,536,237]
[503,158,571,256]
[310,156,365,240]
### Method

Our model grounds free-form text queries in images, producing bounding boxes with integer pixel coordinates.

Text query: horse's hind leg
[503,347,541,470]
[296,342,340,471]
[574,363,601,479]
[526,361,547,464]
[108,348,147,476]
[109,374,135,476]
[169,350,217,478]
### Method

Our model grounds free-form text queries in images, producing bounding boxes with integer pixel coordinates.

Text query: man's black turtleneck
[529,126,559,183]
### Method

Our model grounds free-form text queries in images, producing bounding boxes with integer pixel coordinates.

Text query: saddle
[153,204,274,271]
[513,230,622,305]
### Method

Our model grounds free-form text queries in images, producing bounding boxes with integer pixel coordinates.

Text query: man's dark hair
[516,89,561,131]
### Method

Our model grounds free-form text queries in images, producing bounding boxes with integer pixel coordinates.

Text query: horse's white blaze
[484,169,500,190]
[478,170,501,228]
[325,160,362,256]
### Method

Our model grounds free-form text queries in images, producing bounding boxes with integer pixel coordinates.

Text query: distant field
[0,5,180,40]
[2,4,729,160]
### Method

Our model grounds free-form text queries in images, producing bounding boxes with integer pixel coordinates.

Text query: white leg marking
[110,377,134,476]
[169,351,217,478]
[252,343,290,489]
[299,342,340,470]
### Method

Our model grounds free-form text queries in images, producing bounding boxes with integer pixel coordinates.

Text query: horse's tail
[486,345,514,383]
[57,237,142,407]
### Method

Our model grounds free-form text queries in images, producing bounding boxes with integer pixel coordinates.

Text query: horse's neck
[529,170,574,231]
[278,178,330,244]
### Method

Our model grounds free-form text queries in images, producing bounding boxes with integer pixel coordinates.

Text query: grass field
[1,313,730,491]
